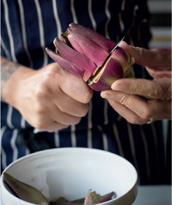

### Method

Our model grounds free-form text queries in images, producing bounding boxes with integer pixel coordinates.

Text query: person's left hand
[100,42,171,124]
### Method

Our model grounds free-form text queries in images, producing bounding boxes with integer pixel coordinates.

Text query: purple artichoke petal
[53,37,97,81]
[69,23,116,52]
[3,172,49,205]
[99,192,116,203]
[46,48,84,79]
[111,47,135,78]
[88,57,124,91]
[67,28,109,67]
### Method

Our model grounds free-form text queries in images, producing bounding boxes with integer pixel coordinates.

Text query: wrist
[1,58,35,109]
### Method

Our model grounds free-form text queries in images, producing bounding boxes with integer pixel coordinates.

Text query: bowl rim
[1,147,138,205]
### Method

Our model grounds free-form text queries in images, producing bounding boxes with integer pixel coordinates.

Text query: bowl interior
[1,148,138,204]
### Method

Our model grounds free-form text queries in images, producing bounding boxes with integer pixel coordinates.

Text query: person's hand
[2,59,93,132]
[101,42,171,124]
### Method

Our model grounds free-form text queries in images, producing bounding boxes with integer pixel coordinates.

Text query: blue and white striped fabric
[1,0,170,185]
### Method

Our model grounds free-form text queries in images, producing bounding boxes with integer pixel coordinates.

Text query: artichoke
[46,23,134,91]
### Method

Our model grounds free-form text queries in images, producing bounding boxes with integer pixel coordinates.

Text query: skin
[1,42,171,128]
[1,56,93,132]
[101,41,171,124]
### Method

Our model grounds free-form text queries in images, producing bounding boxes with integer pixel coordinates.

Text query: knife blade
[87,36,125,85]
[108,36,125,57]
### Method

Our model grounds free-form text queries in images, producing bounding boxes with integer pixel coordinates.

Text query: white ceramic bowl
[1,148,138,205]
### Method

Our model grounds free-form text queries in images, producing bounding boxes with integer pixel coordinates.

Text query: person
[1,0,171,185]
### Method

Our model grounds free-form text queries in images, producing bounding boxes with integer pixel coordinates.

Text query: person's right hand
[101,42,171,124]
[2,59,93,132]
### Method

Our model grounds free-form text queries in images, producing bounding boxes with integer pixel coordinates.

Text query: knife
[107,36,125,59]
[87,36,125,85]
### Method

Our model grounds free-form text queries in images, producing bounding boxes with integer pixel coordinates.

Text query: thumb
[118,41,162,69]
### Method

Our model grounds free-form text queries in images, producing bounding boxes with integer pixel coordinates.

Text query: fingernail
[111,82,125,90]
[118,40,129,48]
[101,92,113,99]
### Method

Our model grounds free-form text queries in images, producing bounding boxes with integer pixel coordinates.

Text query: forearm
[1,56,35,106]
[1,56,20,102]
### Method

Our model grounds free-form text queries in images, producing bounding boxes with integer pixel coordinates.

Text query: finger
[119,41,171,70]
[53,90,89,117]
[31,107,81,130]
[107,99,148,124]
[101,90,166,120]
[32,99,82,128]
[49,104,82,126]
[38,122,69,133]
[119,41,155,66]
[32,106,81,131]
[111,78,163,99]
[147,70,172,79]
[57,66,93,103]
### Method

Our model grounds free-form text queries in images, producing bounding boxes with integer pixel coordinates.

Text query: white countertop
[133,185,171,205]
